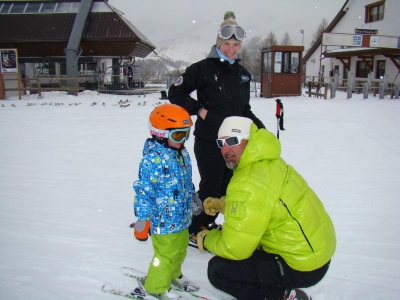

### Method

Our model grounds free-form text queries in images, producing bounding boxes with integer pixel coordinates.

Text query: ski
[188,243,199,249]
[102,283,156,299]
[120,267,235,300]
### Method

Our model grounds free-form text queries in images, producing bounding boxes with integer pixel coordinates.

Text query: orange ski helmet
[149,104,192,131]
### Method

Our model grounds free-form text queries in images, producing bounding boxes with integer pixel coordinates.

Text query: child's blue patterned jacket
[133,138,194,235]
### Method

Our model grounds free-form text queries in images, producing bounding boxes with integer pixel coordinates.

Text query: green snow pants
[144,229,189,294]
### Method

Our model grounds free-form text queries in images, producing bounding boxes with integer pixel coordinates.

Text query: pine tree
[280,31,293,45]
[310,18,328,46]
[261,31,278,48]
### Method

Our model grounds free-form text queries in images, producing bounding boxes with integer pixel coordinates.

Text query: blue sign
[353,35,362,46]
[398,38,400,48]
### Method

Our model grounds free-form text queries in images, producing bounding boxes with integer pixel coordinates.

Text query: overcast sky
[108,0,345,48]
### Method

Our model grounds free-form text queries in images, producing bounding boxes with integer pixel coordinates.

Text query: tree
[261,31,278,49]
[240,36,265,79]
[310,18,328,46]
[280,31,293,45]
[240,47,250,70]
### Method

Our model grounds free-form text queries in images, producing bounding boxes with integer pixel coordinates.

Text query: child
[132,104,199,300]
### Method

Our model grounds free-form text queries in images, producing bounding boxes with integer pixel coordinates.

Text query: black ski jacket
[168,45,264,142]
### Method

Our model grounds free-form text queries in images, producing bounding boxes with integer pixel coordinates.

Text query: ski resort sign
[0,49,18,73]
[322,33,400,49]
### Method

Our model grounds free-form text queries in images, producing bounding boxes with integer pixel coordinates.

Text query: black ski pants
[189,137,232,234]
[208,250,330,300]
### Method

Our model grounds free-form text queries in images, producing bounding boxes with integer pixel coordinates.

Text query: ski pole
[275,99,281,139]
[276,118,280,139]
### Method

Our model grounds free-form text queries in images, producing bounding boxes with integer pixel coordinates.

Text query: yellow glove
[203,197,226,215]
[196,230,209,252]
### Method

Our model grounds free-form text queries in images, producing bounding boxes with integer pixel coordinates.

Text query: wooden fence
[0,74,84,99]
[305,81,329,99]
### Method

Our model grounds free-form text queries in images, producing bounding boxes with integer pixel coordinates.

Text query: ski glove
[203,197,226,215]
[134,220,150,242]
[192,192,203,216]
[197,230,209,252]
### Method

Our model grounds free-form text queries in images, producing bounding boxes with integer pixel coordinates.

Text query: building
[260,45,304,98]
[0,0,156,96]
[303,0,400,89]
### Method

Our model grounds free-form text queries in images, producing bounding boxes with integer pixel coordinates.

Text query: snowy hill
[149,32,211,65]
[144,33,265,72]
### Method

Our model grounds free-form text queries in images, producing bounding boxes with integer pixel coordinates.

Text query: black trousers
[189,137,232,234]
[208,251,330,300]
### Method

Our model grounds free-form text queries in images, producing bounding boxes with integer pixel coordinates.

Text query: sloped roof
[0,0,156,58]
[303,0,349,63]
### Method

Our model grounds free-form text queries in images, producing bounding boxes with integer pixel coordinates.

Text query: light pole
[300,29,304,46]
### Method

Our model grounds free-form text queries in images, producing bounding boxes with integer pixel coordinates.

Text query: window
[25,3,42,13]
[48,62,56,76]
[274,51,300,74]
[365,1,384,23]
[55,3,72,13]
[290,52,299,73]
[283,52,291,73]
[40,3,56,13]
[60,63,67,76]
[356,61,371,78]
[78,63,97,75]
[10,3,26,13]
[261,52,271,73]
[35,62,56,76]
[70,3,80,13]
[274,52,282,73]
[334,65,340,76]
[0,2,110,14]
[0,3,12,13]
[376,60,386,79]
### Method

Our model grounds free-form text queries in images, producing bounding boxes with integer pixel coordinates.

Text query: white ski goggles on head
[216,134,249,148]
[218,25,246,41]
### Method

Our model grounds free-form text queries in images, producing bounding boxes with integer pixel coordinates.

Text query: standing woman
[168,11,264,241]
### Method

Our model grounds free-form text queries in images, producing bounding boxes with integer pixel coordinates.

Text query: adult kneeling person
[196,116,336,300]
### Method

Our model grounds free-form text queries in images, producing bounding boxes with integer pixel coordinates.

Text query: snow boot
[188,233,198,248]
[171,274,199,292]
[283,288,311,300]
[133,276,187,300]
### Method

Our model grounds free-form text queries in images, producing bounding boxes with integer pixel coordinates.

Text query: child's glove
[134,220,150,241]
[192,192,203,216]
[197,230,209,252]
[203,197,226,215]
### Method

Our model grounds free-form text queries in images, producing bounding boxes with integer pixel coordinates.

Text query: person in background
[132,104,199,300]
[168,11,264,244]
[196,116,336,300]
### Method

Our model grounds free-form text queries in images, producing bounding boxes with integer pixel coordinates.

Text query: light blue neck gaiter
[216,47,236,65]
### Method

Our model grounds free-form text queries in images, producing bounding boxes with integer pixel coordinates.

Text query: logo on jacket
[241,75,250,82]
[174,76,183,86]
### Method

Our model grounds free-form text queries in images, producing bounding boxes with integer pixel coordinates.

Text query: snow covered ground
[1,89,399,299]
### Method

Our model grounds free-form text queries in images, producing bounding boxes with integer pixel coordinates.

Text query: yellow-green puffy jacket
[204,124,336,271]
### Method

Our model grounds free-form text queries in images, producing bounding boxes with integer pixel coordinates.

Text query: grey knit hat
[216,11,242,48]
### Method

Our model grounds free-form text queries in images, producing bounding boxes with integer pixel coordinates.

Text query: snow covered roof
[323,47,400,58]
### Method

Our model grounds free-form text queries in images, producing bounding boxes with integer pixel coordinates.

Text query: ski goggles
[218,25,246,41]
[150,126,191,143]
[216,134,250,148]
[169,127,191,143]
